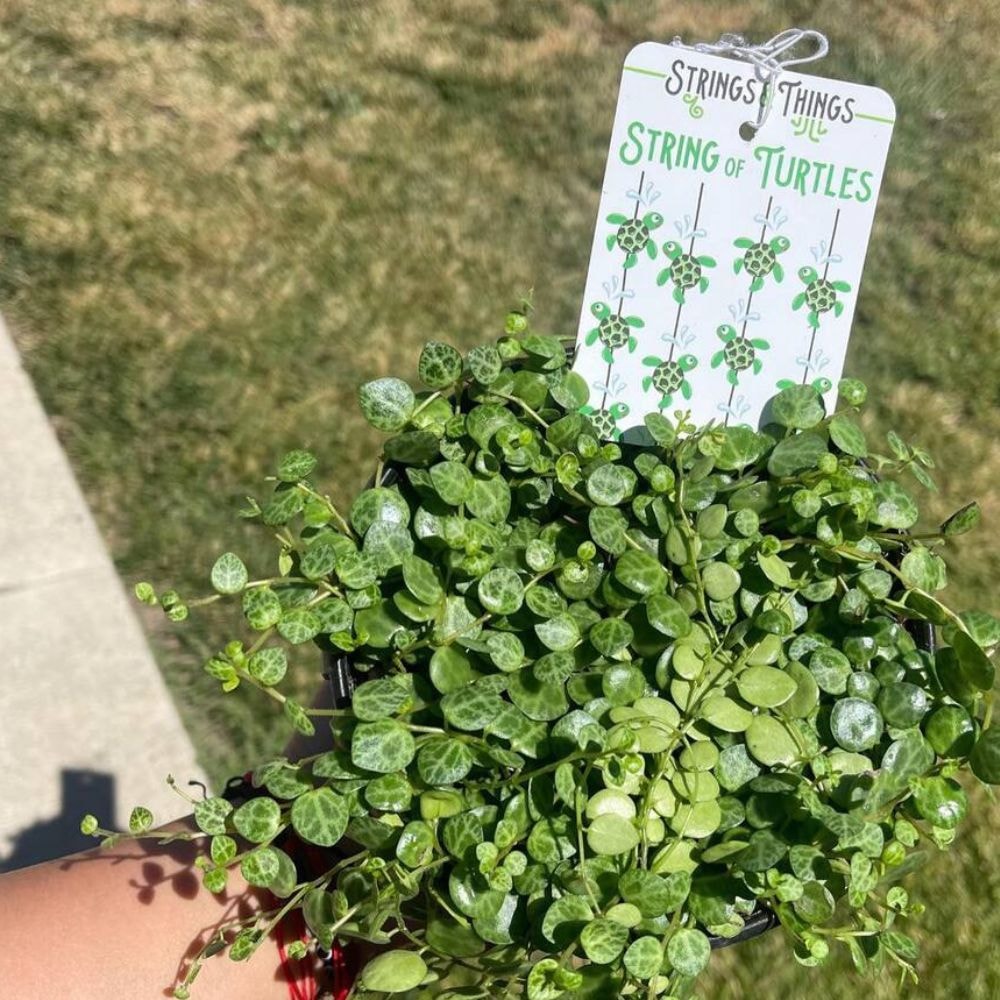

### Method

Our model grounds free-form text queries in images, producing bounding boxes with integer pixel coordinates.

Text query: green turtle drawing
[584,301,643,363]
[732,234,791,292]
[605,211,664,269]
[710,324,770,385]
[641,354,698,408]
[792,266,851,329]
[776,376,833,393]
[656,241,716,304]
[581,401,630,440]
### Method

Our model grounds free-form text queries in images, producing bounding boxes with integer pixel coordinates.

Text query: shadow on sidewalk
[0,769,115,873]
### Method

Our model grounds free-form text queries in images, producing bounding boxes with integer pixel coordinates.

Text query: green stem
[296,483,356,540]
[493,392,550,429]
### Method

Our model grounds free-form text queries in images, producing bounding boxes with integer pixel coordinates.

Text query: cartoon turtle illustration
[605,211,664,269]
[732,234,791,292]
[641,354,698,408]
[584,301,643,363]
[776,376,834,393]
[656,241,716,304]
[710,324,770,385]
[792,266,851,329]
[581,401,630,440]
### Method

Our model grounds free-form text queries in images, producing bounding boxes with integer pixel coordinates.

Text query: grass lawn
[1,0,998,995]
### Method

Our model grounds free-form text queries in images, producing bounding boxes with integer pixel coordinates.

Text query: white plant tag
[573,39,895,439]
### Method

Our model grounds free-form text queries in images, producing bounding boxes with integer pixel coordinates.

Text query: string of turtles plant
[87,307,1000,1000]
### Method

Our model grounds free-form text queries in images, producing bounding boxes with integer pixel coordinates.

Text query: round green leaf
[702,562,741,601]
[971,726,1000,784]
[716,743,761,791]
[645,593,692,638]
[830,697,884,752]
[441,685,506,730]
[535,613,580,652]
[351,719,416,772]
[364,772,412,813]
[426,915,486,959]
[431,460,475,505]
[614,550,667,596]
[358,377,415,432]
[363,521,414,573]
[351,677,410,721]
[828,414,868,457]
[669,800,722,839]
[541,894,594,947]
[602,664,645,706]
[194,797,233,836]
[767,432,828,477]
[277,449,317,482]
[700,696,752,733]
[590,618,634,657]
[924,705,976,757]
[486,631,525,672]
[299,538,339,580]
[429,647,479,693]
[912,776,968,829]
[942,501,981,537]
[580,918,628,965]
[871,481,919,530]
[383,429,441,465]
[619,869,686,917]
[418,341,463,388]
[402,554,445,606]
[527,816,576,864]
[211,552,248,595]
[418,738,474,786]
[240,846,280,888]
[396,820,435,868]
[589,506,628,554]
[953,629,996,690]
[527,958,581,1000]
[478,567,526,615]
[210,834,237,865]
[667,928,711,976]
[508,669,569,721]
[232,797,281,843]
[587,813,640,856]
[900,547,946,592]
[247,646,288,687]
[746,715,800,766]
[737,665,798,708]
[290,788,348,847]
[877,682,929,728]
[793,880,836,924]
[467,344,502,385]
[350,487,410,535]
[587,464,633,506]
[360,951,428,994]
[624,936,664,980]
[771,385,826,429]
[809,646,852,694]
[242,588,283,630]
[277,608,321,645]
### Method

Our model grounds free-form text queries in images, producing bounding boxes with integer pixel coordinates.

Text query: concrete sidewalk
[0,316,205,871]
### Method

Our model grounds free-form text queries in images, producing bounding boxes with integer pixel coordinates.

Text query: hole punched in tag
[671,28,830,141]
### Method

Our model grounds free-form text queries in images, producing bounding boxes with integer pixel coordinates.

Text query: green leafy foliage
[135,316,994,997]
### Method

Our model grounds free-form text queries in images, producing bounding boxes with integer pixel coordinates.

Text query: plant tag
[573,40,895,438]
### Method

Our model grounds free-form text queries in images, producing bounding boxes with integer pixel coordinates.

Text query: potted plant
[102,307,998,999]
